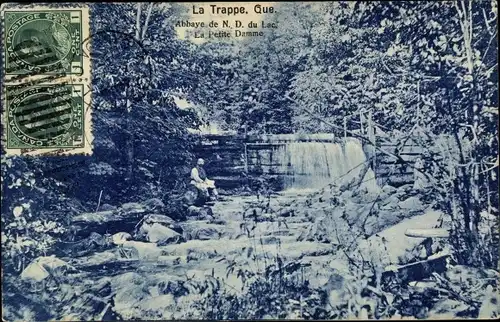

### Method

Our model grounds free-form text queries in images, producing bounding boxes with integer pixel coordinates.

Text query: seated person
[190,158,219,200]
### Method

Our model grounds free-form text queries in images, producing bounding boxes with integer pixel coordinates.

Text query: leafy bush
[181,256,327,320]
[1,157,79,273]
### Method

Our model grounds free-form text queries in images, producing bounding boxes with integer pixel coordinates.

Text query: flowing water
[274,137,379,191]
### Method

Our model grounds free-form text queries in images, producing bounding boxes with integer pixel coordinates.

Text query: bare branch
[135,3,142,41]
[482,8,495,35]
[141,3,154,41]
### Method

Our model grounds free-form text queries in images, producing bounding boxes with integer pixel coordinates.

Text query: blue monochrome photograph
[1,1,498,320]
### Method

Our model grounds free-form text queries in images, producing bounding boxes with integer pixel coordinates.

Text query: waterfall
[275,137,379,192]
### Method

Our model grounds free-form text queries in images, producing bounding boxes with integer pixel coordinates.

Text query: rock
[121,241,163,259]
[408,280,439,292]
[72,205,148,238]
[478,285,499,319]
[380,195,400,209]
[181,221,223,240]
[244,207,263,220]
[138,294,175,313]
[187,205,214,219]
[195,227,221,240]
[142,214,182,234]
[139,222,184,245]
[445,265,499,286]
[157,280,189,297]
[113,271,145,287]
[363,216,380,236]
[58,279,114,320]
[324,271,347,308]
[56,232,112,257]
[382,184,398,194]
[396,184,413,195]
[21,256,76,282]
[278,207,294,217]
[2,290,51,321]
[69,250,118,268]
[297,219,330,243]
[113,273,150,318]
[428,299,469,319]
[112,232,132,245]
[100,203,117,211]
[340,190,353,200]
[158,255,186,266]
[398,196,424,211]
[383,253,450,284]
[120,202,145,211]
[144,213,175,226]
[143,198,165,211]
[209,218,226,225]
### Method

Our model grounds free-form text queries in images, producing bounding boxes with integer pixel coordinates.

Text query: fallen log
[70,206,148,239]
[55,232,113,257]
[69,198,190,239]
[405,228,450,238]
[382,251,451,284]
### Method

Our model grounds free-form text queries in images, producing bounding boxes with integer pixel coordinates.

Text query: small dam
[192,133,422,191]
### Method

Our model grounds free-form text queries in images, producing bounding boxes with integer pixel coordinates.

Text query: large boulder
[71,202,149,238]
[138,222,184,245]
[112,272,150,319]
[56,232,112,257]
[382,184,398,195]
[187,205,214,220]
[180,221,223,240]
[57,279,115,321]
[143,198,165,211]
[142,214,182,233]
[100,203,117,211]
[120,202,146,212]
[112,232,132,245]
[379,194,401,210]
[398,196,424,211]
[21,256,76,282]
[121,241,163,260]
[143,213,175,226]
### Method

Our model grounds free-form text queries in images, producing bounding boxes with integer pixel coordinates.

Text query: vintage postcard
[1,1,498,321]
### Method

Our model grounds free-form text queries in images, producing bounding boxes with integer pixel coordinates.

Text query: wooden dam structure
[192,133,423,191]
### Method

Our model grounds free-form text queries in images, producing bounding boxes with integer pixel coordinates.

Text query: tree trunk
[126,99,134,181]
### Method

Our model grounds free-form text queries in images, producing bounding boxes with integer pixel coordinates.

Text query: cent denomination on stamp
[5,83,85,149]
[4,10,84,75]
[1,5,92,156]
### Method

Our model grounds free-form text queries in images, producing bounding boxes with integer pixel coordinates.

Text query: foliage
[182,255,327,320]
[273,0,498,268]
[1,3,203,269]
[0,157,76,274]
[187,3,324,134]
[353,0,498,268]
[78,3,201,203]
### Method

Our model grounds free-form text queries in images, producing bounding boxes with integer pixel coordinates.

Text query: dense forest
[1,1,498,320]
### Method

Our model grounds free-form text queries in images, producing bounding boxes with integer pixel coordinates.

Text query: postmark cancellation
[1,4,92,156]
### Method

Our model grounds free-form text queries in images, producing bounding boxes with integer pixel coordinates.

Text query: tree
[188,3,325,134]
[78,3,201,202]
[287,0,498,267]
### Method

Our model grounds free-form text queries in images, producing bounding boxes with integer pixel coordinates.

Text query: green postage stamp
[1,5,92,156]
